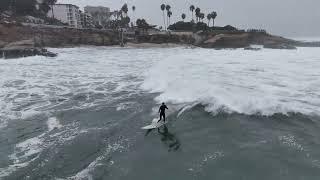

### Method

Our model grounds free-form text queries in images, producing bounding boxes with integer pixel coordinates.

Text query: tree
[165,5,171,28]
[200,13,205,22]
[167,11,172,26]
[181,13,186,22]
[207,14,211,26]
[210,11,217,27]
[44,0,57,19]
[121,3,128,17]
[132,5,136,25]
[122,16,130,26]
[165,5,171,11]
[15,0,37,15]
[195,7,200,22]
[189,5,195,22]
[160,4,166,30]
[136,18,150,33]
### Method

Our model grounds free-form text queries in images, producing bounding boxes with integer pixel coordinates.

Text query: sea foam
[141,47,320,116]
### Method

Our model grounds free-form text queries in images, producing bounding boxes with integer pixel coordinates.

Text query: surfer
[158,102,168,123]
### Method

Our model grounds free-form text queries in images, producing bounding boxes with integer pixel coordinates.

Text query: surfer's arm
[165,105,168,109]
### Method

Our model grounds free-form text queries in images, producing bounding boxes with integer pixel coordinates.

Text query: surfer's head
[162,102,165,105]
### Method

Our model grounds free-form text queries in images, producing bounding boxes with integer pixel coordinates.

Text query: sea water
[0,46,320,180]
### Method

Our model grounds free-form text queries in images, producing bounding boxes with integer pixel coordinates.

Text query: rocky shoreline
[1,23,319,59]
[0,39,57,59]
[0,23,119,59]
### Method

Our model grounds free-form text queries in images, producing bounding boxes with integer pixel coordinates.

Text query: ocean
[0,46,320,180]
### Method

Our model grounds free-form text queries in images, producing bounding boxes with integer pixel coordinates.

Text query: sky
[59,0,320,37]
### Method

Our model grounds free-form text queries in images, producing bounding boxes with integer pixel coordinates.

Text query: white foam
[0,134,45,178]
[47,117,62,131]
[0,47,154,131]
[68,142,124,180]
[1,121,84,178]
[141,47,320,116]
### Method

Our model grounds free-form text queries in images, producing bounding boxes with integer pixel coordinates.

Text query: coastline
[1,23,320,59]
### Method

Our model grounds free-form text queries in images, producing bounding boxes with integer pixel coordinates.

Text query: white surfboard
[141,118,168,130]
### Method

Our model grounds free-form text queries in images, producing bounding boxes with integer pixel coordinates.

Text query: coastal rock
[201,33,250,48]
[0,47,57,59]
[264,43,297,50]
[0,23,119,47]
[244,46,261,51]
[0,40,57,59]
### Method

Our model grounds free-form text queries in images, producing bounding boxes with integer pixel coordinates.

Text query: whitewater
[1,46,320,180]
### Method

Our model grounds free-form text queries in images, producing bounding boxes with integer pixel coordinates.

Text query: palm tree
[181,13,186,22]
[167,11,172,26]
[195,7,200,22]
[161,4,166,30]
[165,5,171,28]
[189,5,195,22]
[210,11,217,27]
[165,5,171,11]
[207,14,211,26]
[200,13,205,22]
[121,3,128,17]
[132,6,136,26]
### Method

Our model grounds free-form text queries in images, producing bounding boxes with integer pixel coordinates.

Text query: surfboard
[141,119,168,130]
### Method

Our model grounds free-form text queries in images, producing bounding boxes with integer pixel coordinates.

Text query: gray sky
[59,0,320,37]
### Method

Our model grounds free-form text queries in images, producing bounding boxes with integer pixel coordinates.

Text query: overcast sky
[59,0,320,37]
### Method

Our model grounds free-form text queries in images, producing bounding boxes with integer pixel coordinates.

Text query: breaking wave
[141,48,320,116]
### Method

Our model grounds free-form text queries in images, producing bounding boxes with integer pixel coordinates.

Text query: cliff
[0,23,120,59]
[1,23,319,59]
[0,23,120,48]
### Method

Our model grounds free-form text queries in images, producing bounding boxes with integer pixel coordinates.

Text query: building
[47,4,82,28]
[84,6,112,28]
[80,11,94,28]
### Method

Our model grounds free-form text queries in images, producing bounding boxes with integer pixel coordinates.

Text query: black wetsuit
[159,104,168,122]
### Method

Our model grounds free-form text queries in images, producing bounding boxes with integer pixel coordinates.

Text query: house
[47,4,82,28]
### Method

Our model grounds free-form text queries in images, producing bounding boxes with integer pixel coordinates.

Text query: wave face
[142,48,320,115]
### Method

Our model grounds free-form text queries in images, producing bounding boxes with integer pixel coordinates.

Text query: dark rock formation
[0,39,57,59]
[0,47,57,59]
[244,47,261,51]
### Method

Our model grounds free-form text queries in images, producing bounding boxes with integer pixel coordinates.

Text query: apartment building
[47,4,82,28]
[84,6,111,27]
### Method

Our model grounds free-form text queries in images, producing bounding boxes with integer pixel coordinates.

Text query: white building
[47,4,82,28]
[84,6,111,27]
